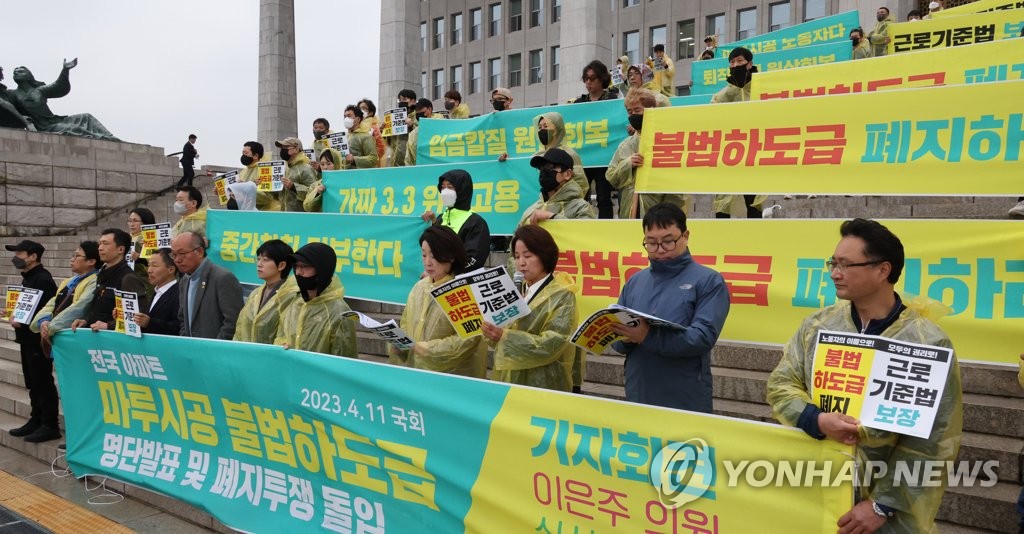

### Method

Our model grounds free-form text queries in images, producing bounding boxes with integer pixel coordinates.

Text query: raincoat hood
[535,111,567,150]
[437,169,475,211]
[629,64,654,85]
[318,147,344,173]
[226,181,258,211]
[291,242,337,297]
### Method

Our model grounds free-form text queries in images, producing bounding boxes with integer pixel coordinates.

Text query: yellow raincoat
[388,275,487,378]
[234,277,299,345]
[606,134,688,218]
[518,180,595,226]
[489,272,579,391]
[766,299,963,534]
[238,154,281,211]
[648,54,676,98]
[304,148,343,213]
[450,103,470,119]
[281,152,317,212]
[274,276,357,358]
[534,112,588,198]
[172,207,207,237]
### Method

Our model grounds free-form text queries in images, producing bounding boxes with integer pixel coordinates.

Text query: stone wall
[0,128,180,236]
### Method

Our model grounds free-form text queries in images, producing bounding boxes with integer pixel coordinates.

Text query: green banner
[322,158,540,234]
[691,41,852,95]
[206,210,422,304]
[53,331,852,533]
[718,11,861,58]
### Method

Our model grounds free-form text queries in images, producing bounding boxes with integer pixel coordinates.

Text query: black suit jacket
[144,282,180,335]
[181,141,197,165]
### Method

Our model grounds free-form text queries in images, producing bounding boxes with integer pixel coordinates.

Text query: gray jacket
[178,259,244,339]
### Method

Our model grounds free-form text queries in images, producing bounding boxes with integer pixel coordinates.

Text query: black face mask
[729,65,750,86]
[280,149,291,161]
[538,129,550,146]
[492,100,506,111]
[226,198,239,210]
[538,169,560,194]
[313,131,325,140]
[444,101,455,111]
[851,36,861,45]
[628,114,643,131]
[295,274,319,300]
[876,13,886,21]
[11,257,27,270]
[240,155,254,166]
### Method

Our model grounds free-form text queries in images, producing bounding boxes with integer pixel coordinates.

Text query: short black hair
[398,89,417,101]
[419,226,469,276]
[444,90,462,102]
[642,203,687,234]
[358,98,377,116]
[314,117,330,129]
[79,240,100,266]
[102,228,132,255]
[839,218,905,284]
[345,104,363,119]
[850,27,864,37]
[906,9,923,18]
[256,239,294,278]
[243,141,264,159]
[188,134,197,140]
[653,44,665,53]
[177,185,203,209]
[130,207,156,226]
[511,225,560,274]
[582,60,612,87]
[878,6,890,14]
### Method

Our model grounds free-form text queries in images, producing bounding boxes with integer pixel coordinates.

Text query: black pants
[177,163,195,187]
[585,167,614,219]
[20,342,59,428]
[715,194,762,219]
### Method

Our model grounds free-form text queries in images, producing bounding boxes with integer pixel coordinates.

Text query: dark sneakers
[9,419,41,437]
[23,425,61,443]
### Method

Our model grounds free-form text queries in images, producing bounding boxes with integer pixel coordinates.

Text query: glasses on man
[825,258,882,273]
[490,98,507,105]
[170,247,200,260]
[642,236,683,253]
[582,76,598,82]
[70,254,86,260]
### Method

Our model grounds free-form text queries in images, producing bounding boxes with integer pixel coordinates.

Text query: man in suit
[177,134,198,187]
[172,231,243,339]
[133,248,180,335]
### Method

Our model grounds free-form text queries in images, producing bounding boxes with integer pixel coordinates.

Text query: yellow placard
[887,9,1024,54]
[431,280,484,338]
[542,219,1024,365]
[636,81,1023,196]
[811,338,875,417]
[934,0,1024,17]
[2,286,21,320]
[752,38,1024,101]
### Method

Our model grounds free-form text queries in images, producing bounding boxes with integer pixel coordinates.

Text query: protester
[519,148,595,225]
[711,47,766,219]
[625,63,670,107]
[177,134,198,188]
[699,35,718,60]
[341,104,379,169]
[767,218,963,533]
[276,137,316,212]
[534,111,588,197]
[924,0,944,18]
[238,141,279,210]
[444,90,470,118]
[868,6,893,57]
[357,98,387,167]
[311,117,333,160]
[127,207,156,290]
[609,203,730,412]
[573,60,618,103]
[274,242,357,358]
[906,9,923,21]
[482,225,578,392]
[171,186,207,237]
[648,44,675,97]
[32,240,99,349]
[226,181,258,211]
[234,239,298,345]
[304,148,342,213]
[72,229,150,332]
[851,27,872,60]
[388,89,417,166]
[406,98,441,166]
[490,87,513,111]
[173,231,243,339]
[613,56,631,95]
[421,169,491,271]
[132,248,180,335]
[388,226,486,378]
[6,239,59,443]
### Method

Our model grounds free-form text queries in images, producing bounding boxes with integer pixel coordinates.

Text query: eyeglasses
[582,76,598,82]
[642,236,683,253]
[170,247,200,260]
[490,98,508,104]
[825,259,883,273]
[70,254,86,260]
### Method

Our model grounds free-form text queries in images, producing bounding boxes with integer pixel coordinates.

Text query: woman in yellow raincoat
[482,225,579,392]
[303,148,342,213]
[234,239,298,345]
[389,226,486,378]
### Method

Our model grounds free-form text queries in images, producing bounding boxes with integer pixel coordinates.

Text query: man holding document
[610,203,730,413]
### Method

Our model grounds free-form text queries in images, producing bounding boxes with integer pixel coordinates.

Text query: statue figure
[4,58,120,141]
[0,66,33,130]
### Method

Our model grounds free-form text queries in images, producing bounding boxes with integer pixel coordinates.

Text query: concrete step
[936,480,1020,533]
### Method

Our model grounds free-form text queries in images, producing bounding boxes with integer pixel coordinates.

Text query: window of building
[737,7,757,41]
[552,0,561,23]
[508,53,522,87]
[623,30,640,65]
[470,61,481,94]
[488,57,501,91]
[529,49,543,84]
[509,0,523,32]
[803,0,826,21]
[676,19,695,59]
[770,2,791,31]
[530,0,543,27]
[624,0,639,6]
[650,25,666,55]
[432,68,445,99]
[489,3,502,37]
[551,45,560,80]
[433,17,444,49]
[470,8,481,41]
[420,21,427,52]
[451,13,463,45]
[451,65,463,93]
[421,71,427,95]
[706,13,725,42]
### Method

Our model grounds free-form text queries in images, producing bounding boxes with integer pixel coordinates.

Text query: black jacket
[144,281,180,335]
[435,169,492,270]
[86,261,149,326]
[180,141,197,164]
[13,264,57,345]
[573,87,620,103]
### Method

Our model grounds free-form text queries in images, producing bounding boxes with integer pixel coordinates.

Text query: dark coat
[178,259,243,339]
[13,265,57,345]
[85,261,149,326]
[144,281,180,336]
[434,169,492,270]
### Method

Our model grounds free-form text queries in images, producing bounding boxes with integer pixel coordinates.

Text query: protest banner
[257,161,286,192]
[322,158,540,234]
[637,81,1024,196]
[2,286,21,320]
[113,290,142,338]
[752,38,1024,101]
[53,330,852,532]
[11,286,43,324]
[811,331,953,439]
[381,107,408,137]
[213,170,239,206]
[691,41,851,95]
[933,0,1024,17]
[717,11,861,57]
[207,211,423,305]
[303,149,315,161]
[341,310,415,350]
[328,131,349,155]
[570,305,682,354]
[139,223,173,259]
[543,219,1024,365]
[887,8,1024,54]
[431,266,530,338]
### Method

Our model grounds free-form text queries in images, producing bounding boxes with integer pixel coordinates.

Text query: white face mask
[343,117,356,130]
[440,188,457,208]
[173,201,188,215]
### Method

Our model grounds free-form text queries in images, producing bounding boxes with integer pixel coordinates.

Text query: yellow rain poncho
[534,112,588,199]
[171,207,207,237]
[304,148,343,213]
[280,152,317,212]
[518,180,595,226]
[606,134,688,218]
[488,272,579,391]
[234,277,299,345]
[274,276,357,358]
[766,299,963,534]
[450,102,470,119]
[388,275,487,378]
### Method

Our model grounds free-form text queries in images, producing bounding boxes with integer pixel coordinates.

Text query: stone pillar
[558,0,614,103]
[258,0,298,149]
[379,0,422,109]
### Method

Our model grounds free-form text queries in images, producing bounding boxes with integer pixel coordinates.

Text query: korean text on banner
[381,108,408,137]
[571,305,683,354]
[257,161,285,192]
[52,331,851,533]
[113,290,142,338]
[811,331,953,439]
[888,9,1024,54]
[2,286,21,320]
[752,38,1024,101]
[542,219,1024,365]
[933,0,1024,17]
[322,158,540,235]
[328,131,349,155]
[636,81,1024,196]
[691,41,851,96]
[139,223,173,259]
[718,11,861,57]
[11,287,43,325]
[207,210,423,304]
[214,170,239,206]
[430,267,530,338]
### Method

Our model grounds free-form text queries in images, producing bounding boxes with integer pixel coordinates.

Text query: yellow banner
[430,278,484,338]
[752,38,1024,101]
[636,81,1023,196]
[888,9,1024,54]
[543,219,1024,365]
[934,0,1024,17]
[811,336,875,417]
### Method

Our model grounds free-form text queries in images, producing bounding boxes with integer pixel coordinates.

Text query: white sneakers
[1009,200,1024,219]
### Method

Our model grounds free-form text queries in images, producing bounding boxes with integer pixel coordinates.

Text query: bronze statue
[0,67,33,130]
[3,58,119,141]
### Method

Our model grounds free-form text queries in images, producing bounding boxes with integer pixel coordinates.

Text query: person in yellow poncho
[274,242,357,358]
[171,186,207,237]
[624,63,670,107]
[767,219,962,534]
[303,148,343,213]
[234,239,299,345]
[534,111,588,198]
[710,47,766,218]
[275,137,317,212]
[647,43,675,98]
[358,99,387,167]
[444,90,470,119]
[482,225,580,392]
[340,105,380,170]
[388,226,486,378]
[237,141,280,211]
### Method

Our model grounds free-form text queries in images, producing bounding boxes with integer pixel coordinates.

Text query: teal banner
[322,158,540,235]
[691,41,853,95]
[207,210,422,304]
[718,10,862,58]
[416,96,711,168]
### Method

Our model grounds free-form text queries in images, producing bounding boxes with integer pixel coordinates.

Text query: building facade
[379,0,918,115]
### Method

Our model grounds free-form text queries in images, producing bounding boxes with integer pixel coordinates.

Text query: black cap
[530,148,575,171]
[414,98,433,111]
[729,47,753,62]
[704,36,713,43]
[5,239,44,257]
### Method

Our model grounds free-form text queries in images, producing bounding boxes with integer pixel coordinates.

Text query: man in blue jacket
[610,203,730,412]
